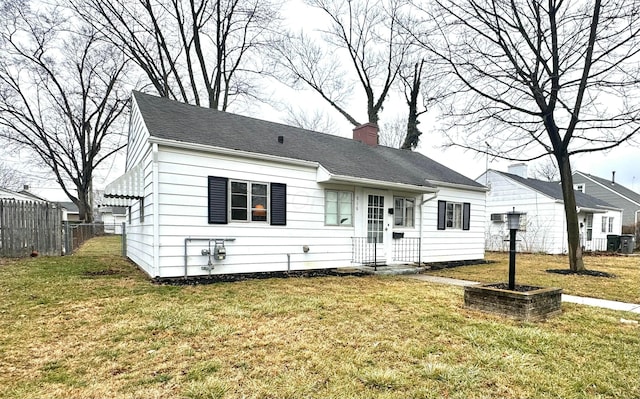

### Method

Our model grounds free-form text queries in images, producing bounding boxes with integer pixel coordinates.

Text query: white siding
[420,187,486,262]
[122,100,155,277]
[155,146,355,278]
[479,171,566,254]
[583,209,623,251]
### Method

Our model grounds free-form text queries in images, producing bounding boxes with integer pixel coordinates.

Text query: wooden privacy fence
[0,199,63,257]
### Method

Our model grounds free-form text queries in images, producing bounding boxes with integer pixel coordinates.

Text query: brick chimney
[353,123,378,146]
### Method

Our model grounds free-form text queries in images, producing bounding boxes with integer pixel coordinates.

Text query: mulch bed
[154,269,369,286]
[546,269,616,278]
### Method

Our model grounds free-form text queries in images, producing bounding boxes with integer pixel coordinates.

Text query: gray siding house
[572,171,640,227]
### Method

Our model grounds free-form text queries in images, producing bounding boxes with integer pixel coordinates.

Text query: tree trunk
[556,152,585,271]
[76,189,94,223]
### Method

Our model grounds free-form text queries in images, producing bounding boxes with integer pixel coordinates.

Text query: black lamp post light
[506,207,523,290]
[463,206,563,321]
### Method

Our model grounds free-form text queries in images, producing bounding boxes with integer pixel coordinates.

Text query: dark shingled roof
[576,172,640,205]
[498,171,618,210]
[133,91,484,190]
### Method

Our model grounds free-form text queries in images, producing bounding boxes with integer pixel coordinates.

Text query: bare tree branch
[415,0,640,271]
[0,1,130,221]
[74,0,281,110]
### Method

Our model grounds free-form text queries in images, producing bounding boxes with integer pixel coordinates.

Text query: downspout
[419,192,439,264]
[152,143,160,278]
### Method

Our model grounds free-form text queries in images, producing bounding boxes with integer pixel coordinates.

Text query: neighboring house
[478,164,622,254]
[104,91,487,279]
[57,201,80,222]
[97,206,127,234]
[0,187,47,202]
[572,171,640,228]
[13,187,81,222]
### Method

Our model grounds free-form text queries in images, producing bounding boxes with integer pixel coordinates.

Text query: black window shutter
[437,200,446,230]
[270,183,287,226]
[463,202,471,231]
[208,176,228,224]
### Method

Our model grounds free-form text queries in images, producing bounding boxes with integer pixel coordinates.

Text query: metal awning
[104,163,144,200]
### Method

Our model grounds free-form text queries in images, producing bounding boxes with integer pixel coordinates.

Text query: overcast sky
[11,0,640,199]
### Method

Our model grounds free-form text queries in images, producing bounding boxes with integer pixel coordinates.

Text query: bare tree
[0,2,130,221]
[0,162,25,191]
[531,158,559,182]
[281,104,338,134]
[399,59,427,150]
[416,0,640,271]
[76,0,281,110]
[379,114,407,148]
[272,0,409,129]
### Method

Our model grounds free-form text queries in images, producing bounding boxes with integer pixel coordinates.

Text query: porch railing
[352,237,381,269]
[581,237,608,252]
[351,236,422,270]
[393,237,421,264]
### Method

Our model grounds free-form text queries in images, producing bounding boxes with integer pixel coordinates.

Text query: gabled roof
[495,171,618,210]
[0,187,47,202]
[574,171,640,206]
[132,91,484,191]
[58,201,79,213]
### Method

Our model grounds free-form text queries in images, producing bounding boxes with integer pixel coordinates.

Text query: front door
[366,193,390,264]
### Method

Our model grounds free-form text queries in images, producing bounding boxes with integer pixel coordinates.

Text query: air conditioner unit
[490,213,505,222]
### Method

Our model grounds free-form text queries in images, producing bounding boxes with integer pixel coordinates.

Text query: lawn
[427,252,640,304]
[0,236,638,398]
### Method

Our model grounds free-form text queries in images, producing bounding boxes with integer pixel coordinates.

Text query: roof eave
[426,180,488,192]
[148,136,320,168]
[318,167,438,193]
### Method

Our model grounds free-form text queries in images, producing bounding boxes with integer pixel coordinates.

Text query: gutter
[426,180,488,192]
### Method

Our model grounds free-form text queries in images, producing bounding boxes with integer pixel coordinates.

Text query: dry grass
[0,236,639,398]
[428,252,640,303]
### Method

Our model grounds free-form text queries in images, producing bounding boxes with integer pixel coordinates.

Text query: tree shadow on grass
[546,269,616,278]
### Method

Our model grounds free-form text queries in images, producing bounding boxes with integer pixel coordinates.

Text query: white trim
[149,137,320,168]
[317,167,438,193]
[152,143,160,278]
[427,180,488,192]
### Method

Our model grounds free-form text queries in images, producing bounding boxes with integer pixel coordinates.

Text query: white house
[478,164,622,254]
[104,91,487,279]
[97,206,127,234]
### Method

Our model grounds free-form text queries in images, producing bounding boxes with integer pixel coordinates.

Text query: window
[585,213,593,241]
[394,197,415,227]
[447,202,462,229]
[437,200,470,230]
[208,176,286,225]
[574,184,585,193]
[601,216,608,233]
[608,217,614,233]
[325,190,353,226]
[230,180,268,222]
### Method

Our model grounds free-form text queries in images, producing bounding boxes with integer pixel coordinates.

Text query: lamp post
[506,207,523,290]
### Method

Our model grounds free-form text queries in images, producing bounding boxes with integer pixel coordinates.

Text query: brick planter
[464,283,562,321]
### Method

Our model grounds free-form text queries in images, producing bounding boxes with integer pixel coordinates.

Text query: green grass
[0,236,639,398]
[427,252,640,303]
